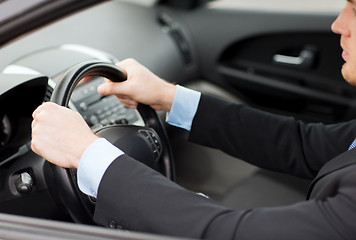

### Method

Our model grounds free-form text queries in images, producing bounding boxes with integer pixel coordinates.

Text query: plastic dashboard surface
[0,1,198,84]
[0,74,47,162]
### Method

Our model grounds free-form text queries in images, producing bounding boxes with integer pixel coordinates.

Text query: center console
[70,77,143,129]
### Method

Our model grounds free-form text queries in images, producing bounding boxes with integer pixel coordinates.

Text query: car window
[209,0,344,13]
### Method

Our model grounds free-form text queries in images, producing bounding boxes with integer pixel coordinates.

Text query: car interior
[0,0,352,239]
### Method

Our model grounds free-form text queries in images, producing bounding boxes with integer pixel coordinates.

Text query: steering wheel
[47,60,174,224]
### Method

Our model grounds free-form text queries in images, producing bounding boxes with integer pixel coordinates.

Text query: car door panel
[163,2,352,204]
[218,32,356,123]
[174,4,356,123]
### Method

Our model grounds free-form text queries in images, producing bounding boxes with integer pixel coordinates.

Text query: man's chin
[341,64,356,86]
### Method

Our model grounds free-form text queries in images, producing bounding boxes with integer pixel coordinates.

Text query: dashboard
[0,1,189,219]
[0,1,197,83]
[0,57,145,220]
[0,0,192,168]
[0,26,156,163]
[0,74,47,163]
[0,69,145,161]
[0,0,192,157]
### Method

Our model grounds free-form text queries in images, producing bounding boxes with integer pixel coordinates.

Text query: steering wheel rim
[47,60,174,224]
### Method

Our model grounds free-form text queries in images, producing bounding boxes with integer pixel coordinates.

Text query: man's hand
[97,58,177,112]
[31,102,99,169]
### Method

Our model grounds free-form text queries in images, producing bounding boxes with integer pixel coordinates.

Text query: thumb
[97,81,127,96]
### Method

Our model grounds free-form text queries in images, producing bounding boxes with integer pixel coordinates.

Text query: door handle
[273,46,316,68]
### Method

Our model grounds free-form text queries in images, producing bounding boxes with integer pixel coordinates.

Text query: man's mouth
[342,49,349,61]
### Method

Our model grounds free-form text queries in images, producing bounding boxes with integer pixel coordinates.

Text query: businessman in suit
[31,1,356,239]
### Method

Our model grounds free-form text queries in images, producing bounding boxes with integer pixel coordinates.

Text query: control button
[15,172,34,195]
[89,115,99,125]
[156,143,161,152]
[105,110,113,117]
[115,118,129,125]
[148,131,155,138]
[152,137,159,145]
[111,113,119,119]
[79,102,88,111]
[112,106,120,113]
[118,109,126,115]
[140,131,149,139]
[95,109,103,115]
[109,220,118,229]
[100,119,110,126]
[153,149,159,159]
[151,141,161,152]
[98,114,106,120]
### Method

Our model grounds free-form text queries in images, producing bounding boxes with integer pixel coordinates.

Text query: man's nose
[331,8,350,37]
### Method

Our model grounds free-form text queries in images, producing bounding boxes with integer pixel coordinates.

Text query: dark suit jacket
[93,94,356,239]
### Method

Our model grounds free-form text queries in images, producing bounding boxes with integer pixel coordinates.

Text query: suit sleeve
[189,94,356,178]
[93,155,355,240]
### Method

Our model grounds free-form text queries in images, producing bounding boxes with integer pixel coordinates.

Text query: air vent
[43,85,53,102]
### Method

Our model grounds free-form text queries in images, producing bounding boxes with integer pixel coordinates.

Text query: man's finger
[32,104,44,119]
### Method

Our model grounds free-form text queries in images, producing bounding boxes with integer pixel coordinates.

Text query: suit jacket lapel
[307,148,356,199]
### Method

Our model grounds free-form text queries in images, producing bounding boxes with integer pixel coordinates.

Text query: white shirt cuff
[77,138,124,197]
[166,85,201,131]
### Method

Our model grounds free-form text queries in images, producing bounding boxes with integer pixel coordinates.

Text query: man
[31,1,356,239]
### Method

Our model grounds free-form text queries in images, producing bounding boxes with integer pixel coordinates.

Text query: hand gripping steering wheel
[47,60,174,224]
